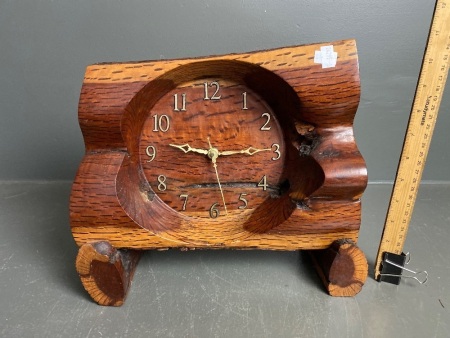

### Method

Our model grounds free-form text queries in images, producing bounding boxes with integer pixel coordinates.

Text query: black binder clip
[378,252,428,285]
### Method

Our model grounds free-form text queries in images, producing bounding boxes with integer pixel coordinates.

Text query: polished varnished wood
[71,39,368,303]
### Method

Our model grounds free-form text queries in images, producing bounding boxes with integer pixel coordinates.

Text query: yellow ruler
[375,0,450,281]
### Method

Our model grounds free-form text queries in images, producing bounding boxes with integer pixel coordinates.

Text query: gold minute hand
[219,146,272,156]
[169,143,208,155]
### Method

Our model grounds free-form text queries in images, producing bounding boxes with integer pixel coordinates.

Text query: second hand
[207,138,228,215]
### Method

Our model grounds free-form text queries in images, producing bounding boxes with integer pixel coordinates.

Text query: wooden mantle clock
[70,39,368,306]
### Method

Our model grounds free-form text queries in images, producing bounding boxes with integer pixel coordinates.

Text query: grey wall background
[0,0,448,182]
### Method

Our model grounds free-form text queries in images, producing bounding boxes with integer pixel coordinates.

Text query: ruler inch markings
[375,0,450,280]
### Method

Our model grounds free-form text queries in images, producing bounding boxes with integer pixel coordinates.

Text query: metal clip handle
[379,252,428,285]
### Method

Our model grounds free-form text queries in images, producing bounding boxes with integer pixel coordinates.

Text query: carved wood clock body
[71,39,368,306]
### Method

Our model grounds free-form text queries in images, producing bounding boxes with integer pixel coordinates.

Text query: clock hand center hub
[207,147,219,162]
[206,137,220,163]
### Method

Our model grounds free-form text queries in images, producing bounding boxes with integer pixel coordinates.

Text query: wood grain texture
[71,39,367,251]
[75,241,141,306]
[309,239,368,296]
[78,40,360,150]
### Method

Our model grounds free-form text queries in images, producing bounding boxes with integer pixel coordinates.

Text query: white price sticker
[314,45,337,68]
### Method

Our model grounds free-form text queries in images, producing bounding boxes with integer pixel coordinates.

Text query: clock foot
[75,241,142,306]
[308,239,368,297]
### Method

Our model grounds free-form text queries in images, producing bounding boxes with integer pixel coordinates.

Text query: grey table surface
[0,181,449,338]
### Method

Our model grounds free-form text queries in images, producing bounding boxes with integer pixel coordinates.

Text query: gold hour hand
[219,146,272,156]
[169,143,208,155]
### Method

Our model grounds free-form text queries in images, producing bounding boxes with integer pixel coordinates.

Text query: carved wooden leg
[75,241,142,306]
[308,239,368,297]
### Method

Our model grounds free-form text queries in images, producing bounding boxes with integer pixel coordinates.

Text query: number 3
[271,143,280,161]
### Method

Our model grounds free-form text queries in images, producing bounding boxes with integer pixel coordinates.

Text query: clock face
[138,77,287,221]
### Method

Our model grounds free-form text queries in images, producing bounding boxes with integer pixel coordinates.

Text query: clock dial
[139,78,286,220]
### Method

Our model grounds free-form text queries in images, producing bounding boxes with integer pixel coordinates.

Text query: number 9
[146,145,156,162]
